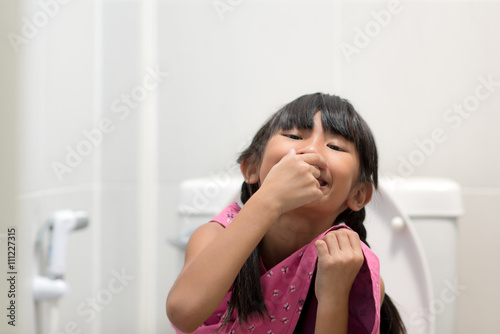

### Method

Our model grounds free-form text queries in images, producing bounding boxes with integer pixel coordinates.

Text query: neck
[259,207,341,270]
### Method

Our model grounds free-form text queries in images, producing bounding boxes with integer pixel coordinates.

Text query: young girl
[167,93,406,334]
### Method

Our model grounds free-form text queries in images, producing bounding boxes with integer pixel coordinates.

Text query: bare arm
[167,149,325,333]
[167,193,280,332]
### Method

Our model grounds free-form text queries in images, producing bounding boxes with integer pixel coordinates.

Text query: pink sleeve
[209,201,241,228]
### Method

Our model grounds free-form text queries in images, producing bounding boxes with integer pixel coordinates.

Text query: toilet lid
[365,183,435,334]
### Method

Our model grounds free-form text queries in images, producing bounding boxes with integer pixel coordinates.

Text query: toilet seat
[365,183,435,334]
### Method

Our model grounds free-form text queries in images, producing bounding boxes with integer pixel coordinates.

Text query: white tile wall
[157,1,340,183]
[31,0,97,189]
[98,187,141,334]
[101,1,142,182]
[339,1,500,188]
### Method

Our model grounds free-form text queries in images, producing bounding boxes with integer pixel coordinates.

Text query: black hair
[221,93,406,333]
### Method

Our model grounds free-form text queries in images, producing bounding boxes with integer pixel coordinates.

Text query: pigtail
[240,181,258,205]
[218,183,269,331]
[380,294,407,334]
[336,207,407,334]
[219,247,268,330]
[334,207,369,246]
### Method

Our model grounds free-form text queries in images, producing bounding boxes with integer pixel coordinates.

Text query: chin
[296,202,337,218]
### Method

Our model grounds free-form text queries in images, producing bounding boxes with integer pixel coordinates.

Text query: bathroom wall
[0,1,22,334]
[3,0,499,333]
[9,0,153,333]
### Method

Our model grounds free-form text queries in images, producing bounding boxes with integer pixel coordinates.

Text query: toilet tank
[381,177,463,334]
[172,176,244,250]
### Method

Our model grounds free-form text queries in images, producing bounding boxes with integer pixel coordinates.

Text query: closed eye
[283,134,302,140]
[328,144,344,152]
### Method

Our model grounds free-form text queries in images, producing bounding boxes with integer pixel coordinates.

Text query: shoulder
[184,222,225,267]
[189,221,225,243]
[183,201,241,266]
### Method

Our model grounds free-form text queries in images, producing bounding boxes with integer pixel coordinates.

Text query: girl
[167,93,406,333]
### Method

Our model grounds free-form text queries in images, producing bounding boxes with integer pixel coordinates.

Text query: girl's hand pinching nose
[259,148,324,215]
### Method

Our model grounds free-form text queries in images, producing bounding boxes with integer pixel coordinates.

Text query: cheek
[258,141,289,182]
[330,158,360,184]
[259,152,280,182]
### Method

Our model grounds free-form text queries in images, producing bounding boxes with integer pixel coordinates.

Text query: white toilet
[173,176,463,334]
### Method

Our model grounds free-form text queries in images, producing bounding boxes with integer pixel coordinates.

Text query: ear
[346,182,373,211]
[240,158,260,184]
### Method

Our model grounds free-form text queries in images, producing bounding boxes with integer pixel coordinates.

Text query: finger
[310,164,321,180]
[322,233,340,254]
[314,239,329,258]
[277,148,298,166]
[333,230,352,251]
[347,230,362,252]
[280,148,296,163]
[298,153,328,171]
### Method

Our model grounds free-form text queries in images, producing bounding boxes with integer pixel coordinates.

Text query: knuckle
[354,254,364,265]
[329,230,341,236]
[323,233,335,241]
[345,253,355,262]
[297,162,308,172]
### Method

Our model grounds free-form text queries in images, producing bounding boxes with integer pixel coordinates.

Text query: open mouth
[317,178,328,187]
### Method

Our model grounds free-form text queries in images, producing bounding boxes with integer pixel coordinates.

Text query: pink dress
[173,202,381,334]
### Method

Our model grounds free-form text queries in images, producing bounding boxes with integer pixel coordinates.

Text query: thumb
[315,239,329,258]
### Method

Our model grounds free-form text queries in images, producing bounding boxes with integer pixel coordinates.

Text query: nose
[295,139,327,169]
[296,146,317,156]
[296,137,321,155]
